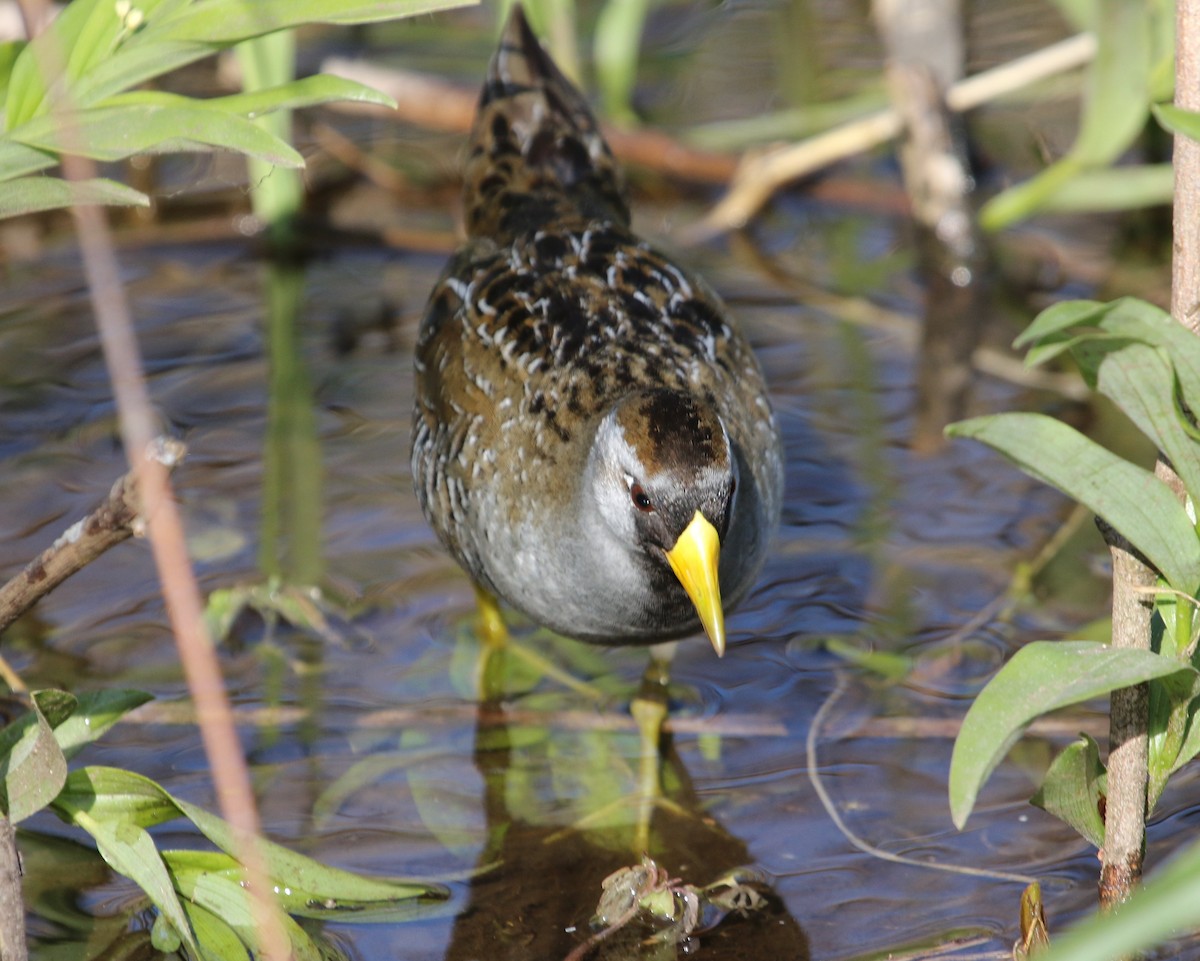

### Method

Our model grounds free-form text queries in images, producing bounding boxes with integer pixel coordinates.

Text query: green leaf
[52,766,181,829]
[1030,164,1174,213]
[10,102,304,165]
[1016,300,1108,349]
[167,855,324,961]
[0,41,26,108]
[1030,734,1107,847]
[0,140,57,182]
[54,690,154,760]
[1153,102,1200,143]
[981,0,1152,230]
[594,0,649,125]
[948,412,1200,593]
[1146,669,1200,808]
[173,794,446,908]
[195,74,397,116]
[1071,0,1150,165]
[1092,341,1200,498]
[0,693,72,822]
[72,40,219,109]
[0,176,149,217]
[54,802,200,959]
[949,641,1195,827]
[137,0,477,44]
[182,902,253,961]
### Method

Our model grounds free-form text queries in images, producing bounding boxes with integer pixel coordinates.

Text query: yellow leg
[474,586,509,649]
[474,586,508,700]
[630,643,676,853]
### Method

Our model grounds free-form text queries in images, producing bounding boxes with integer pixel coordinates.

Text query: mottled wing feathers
[463,5,629,240]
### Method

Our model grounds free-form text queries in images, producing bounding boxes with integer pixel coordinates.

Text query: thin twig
[0,437,185,641]
[690,33,1097,238]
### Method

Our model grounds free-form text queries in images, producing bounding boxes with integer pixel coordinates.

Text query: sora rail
[411,6,783,662]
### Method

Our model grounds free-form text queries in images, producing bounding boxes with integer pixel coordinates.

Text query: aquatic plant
[948,295,1200,955]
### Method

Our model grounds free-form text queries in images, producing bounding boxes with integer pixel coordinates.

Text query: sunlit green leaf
[1031,734,1106,847]
[53,766,181,829]
[54,690,154,760]
[183,901,253,961]
[0,176,149,217]
[949,641,1195,828]
[74,40,218,109]
[136,0,476,44]
[948,413,1200,593]
[166,848,450,923]
[105,75,396,119]
[168,859,323,961]
[172,792,446,905]
[0,41,26,108]
[10,102,303,165]
[0,139,57,182]
[55,800,200,959]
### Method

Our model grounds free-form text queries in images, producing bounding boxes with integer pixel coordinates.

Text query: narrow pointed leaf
[11,103,303,165]
[0,140,57,182]
[136,0,476,45]
[0,176,149,217]
[948,413,1200,593]
[73,40,218,109]
[106,74,397,118]
[173,795,446,904]
[950,641,1195,827]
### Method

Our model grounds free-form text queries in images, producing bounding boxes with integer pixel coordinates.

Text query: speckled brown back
[463,6,630,241]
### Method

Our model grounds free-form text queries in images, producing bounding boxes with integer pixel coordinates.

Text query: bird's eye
[630,483,654,512]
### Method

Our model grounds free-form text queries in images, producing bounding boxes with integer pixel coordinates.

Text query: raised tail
[462,4,630,241]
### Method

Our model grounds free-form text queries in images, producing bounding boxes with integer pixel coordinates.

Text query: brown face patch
[616,389,728,475]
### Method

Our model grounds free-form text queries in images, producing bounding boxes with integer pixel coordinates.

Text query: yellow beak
[664,510,725,657]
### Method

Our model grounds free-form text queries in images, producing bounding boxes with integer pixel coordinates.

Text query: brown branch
[0,816,25,961]
[319,55,739,186]
[0,437,186,642]
[1098,537,1154,909]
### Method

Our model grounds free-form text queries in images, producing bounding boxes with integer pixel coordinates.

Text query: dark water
[2,4,1199,961]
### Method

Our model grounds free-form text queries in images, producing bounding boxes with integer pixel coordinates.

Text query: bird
[410,4,784,836]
